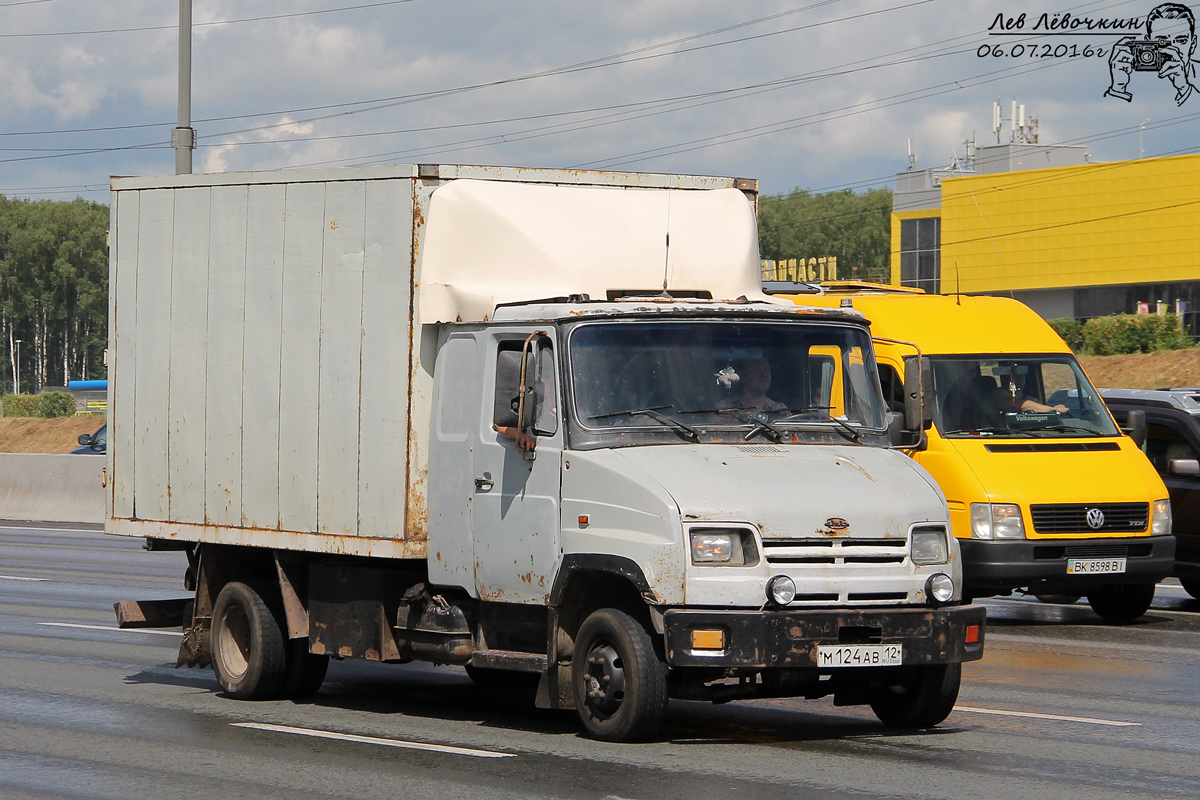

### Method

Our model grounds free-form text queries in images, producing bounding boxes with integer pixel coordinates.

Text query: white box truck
[110,165,984,741]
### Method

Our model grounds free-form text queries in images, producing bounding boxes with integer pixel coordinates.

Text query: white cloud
[0,0,1192,200]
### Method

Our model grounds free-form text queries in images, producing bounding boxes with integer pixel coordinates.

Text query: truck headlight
[926,573,955,604]
[766,575,796,605]
[688,527,757,566]
[911,527,949,565]
[1152,499,1171,536]
[690,530,742,564]
[970,503,1025,539]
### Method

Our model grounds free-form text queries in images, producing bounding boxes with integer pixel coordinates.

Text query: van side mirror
[1122,409,1146,448]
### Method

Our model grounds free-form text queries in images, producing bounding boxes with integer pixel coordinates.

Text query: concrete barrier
[0,454,105,524]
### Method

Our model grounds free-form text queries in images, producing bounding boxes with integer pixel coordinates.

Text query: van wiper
[589,405,701,441]
[1028,424,1098,436]
[942,426,1036,437]
[778,406,861,442]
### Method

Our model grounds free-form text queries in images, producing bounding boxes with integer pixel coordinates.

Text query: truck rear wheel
[1087,583,1155,624]
[572,608,668,742]
[211,582,287,700]
[869,663,961,728]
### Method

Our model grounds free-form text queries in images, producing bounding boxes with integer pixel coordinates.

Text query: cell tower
[993,99,1039,144]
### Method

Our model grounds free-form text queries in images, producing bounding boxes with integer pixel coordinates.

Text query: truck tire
[572,608,668,742]
[211,582,287,700]
[281,639,329,699]
[869,663,961,728]
[1087,583,1156,624]
[1180,578,1200,600]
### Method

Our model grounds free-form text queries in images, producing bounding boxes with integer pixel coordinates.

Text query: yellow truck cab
[774,283,1175,623]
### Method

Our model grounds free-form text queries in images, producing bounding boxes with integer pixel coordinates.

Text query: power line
[0,0,416,38]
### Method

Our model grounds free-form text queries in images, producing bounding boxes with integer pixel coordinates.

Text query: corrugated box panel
[110,175,419,555]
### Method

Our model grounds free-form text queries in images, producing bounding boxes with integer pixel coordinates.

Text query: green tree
[0,195,109,393]
[758,187,893,283]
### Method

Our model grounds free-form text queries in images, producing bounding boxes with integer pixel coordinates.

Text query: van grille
[1029,503,1148,534]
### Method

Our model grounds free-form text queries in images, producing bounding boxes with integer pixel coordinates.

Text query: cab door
[470,331,562,604]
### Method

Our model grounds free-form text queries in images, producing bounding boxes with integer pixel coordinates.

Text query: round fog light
[767,575,796,606]
[926,573,954,604]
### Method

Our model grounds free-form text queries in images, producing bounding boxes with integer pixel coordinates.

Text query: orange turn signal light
[691,629,725,650]
[965,624,980,644]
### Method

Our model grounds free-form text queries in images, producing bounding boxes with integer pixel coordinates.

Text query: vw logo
[1085,508,1105,530]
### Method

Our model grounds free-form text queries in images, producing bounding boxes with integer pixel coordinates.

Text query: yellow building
[890,145,1200,332]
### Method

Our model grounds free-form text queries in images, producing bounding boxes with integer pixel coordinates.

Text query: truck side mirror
[1123,409,1146,448]
[902,355,933,431]
[493,350,538,431]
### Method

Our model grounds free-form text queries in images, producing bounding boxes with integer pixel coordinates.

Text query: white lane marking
[0,525,103,535]
[232,722,515,758]
[955,706,1141,727]
[38,622,181,637]
[0,575,47,581]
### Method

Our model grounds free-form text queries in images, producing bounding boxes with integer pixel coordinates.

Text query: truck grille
[762,538,907,565]
[1029,503,1148,534]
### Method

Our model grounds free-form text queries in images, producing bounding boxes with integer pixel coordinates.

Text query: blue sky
[0,0,1193,202]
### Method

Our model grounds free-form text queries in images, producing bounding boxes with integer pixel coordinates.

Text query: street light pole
[173,0,195,174]
[14,339,21,396]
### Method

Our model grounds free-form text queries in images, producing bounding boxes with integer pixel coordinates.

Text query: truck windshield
[931,355,1120,438]
[568,320,886,442]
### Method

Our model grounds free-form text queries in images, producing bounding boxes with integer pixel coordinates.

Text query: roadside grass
[1080,348,1200,391]
[0,416,105,453]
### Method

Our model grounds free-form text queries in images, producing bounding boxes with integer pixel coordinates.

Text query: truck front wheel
[211,582,287,700]
[869,662,961,728]
[572,608,668,742]
[1087,583,1155,624]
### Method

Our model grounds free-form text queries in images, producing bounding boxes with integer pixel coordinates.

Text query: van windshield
[567,320,886,443]
[931,356,1120,438]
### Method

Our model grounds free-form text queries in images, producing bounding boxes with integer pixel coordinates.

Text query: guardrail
[0,454,104,524]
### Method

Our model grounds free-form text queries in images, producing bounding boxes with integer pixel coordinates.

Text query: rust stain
[330,219,340,231]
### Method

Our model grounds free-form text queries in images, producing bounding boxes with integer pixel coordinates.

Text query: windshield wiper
[942,426,1037,437]
[778,406,861,442]
[1027,424,1099,436]
[589,405,701,441]
[721,407,788,443]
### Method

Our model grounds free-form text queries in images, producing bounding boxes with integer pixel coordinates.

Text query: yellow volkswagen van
[781,283,1174,623]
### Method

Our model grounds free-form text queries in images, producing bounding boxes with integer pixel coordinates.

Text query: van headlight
[689,528,756,565]
[1152,499,1171,536]
[971,503,1025,539]
[911,527,949,565]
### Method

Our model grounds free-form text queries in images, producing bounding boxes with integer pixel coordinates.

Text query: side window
[878,364,904,414]
[1144,420,1198,475]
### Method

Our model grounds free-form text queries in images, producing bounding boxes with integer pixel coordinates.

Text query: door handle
[474,476,493,492]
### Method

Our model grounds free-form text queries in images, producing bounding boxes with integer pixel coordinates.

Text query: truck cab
[775,284,1175,623]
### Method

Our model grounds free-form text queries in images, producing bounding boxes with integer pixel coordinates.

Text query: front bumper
[959,534,1175,593]
[662,604,985,669]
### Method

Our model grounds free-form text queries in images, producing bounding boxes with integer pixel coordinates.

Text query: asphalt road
[3,522,1200,800]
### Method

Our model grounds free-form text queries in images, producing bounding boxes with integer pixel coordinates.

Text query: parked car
[72,422,106,455]
[1101,388,1200,598]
